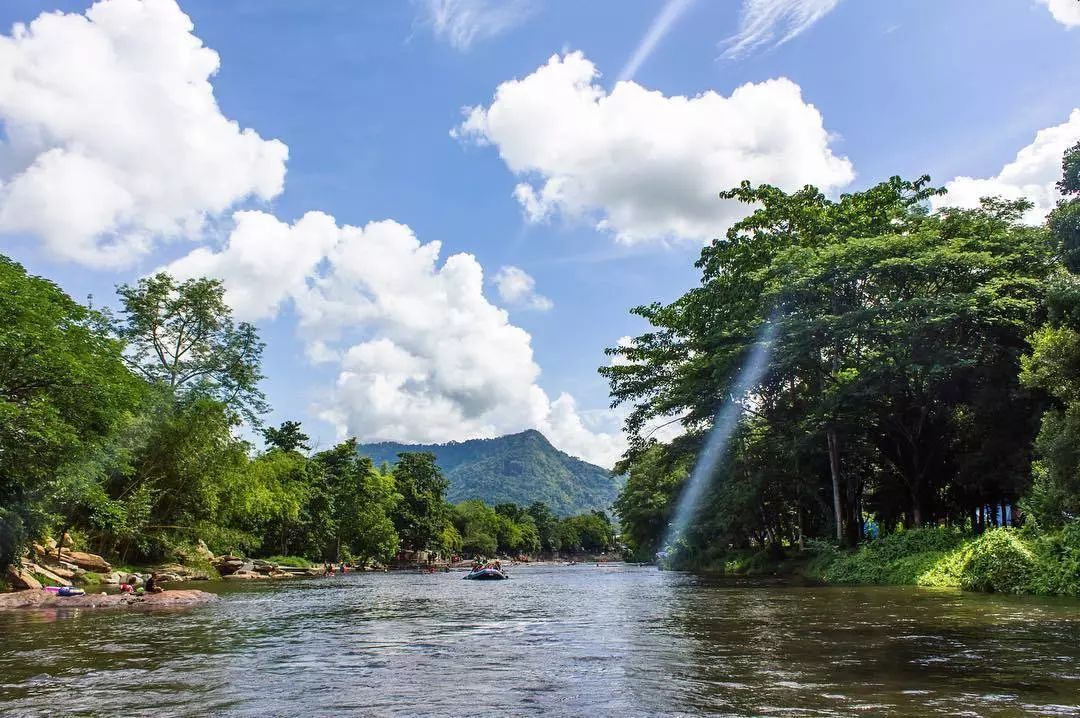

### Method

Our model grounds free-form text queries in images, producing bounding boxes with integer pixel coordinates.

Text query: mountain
[356,430,621,515]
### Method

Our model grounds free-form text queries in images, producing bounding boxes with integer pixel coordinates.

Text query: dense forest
[357,430,621,515]
[603,144,1080,591]
[0,267,614,576]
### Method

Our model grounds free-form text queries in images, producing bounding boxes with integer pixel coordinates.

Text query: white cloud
[618,0,696,82]
[0,0,288,268]
[609,335,636,367]
[454,51,854,244]
[721,0,841,59]
[493,265,553,311]
[417,0,534,50]
[934,109,1080,223]
[165,211,625,467]
[1039,0,1080,27]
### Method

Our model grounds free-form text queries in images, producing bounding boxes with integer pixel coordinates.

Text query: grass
[676,523,1080,597]
[263,555,312,568]
[809,525,1080,596]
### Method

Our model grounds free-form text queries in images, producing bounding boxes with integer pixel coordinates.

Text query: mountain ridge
[356,430,621,516]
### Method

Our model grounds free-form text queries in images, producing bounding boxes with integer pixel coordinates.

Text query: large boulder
[59,549,111,573]
[213,556,245,576]
[5,566,42,590]
[23,562,71,587]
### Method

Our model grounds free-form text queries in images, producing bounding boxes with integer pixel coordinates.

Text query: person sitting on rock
[144,573,164,594]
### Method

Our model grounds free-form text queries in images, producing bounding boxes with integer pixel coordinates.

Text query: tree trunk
[827,429,844,544]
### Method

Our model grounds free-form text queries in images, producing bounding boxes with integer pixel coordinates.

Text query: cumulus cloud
[1039,0,1080,27]
[454,51,854,244]
[416,0,534,50]
[721,0,842,59]
[934,109,1080,223]
[0,0,288,268]
[493,265,553,311]
[165,211,625,467]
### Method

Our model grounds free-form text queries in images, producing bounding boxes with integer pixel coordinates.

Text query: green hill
[356,430,621,515]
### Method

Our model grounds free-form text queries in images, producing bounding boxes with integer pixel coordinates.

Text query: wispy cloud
[617,0,696,83]
[721,0,841,59]
[417,0,535,51]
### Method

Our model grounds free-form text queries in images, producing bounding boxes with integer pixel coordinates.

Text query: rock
[23,563,71,587]
[222,569,260,580]
[102,573,121,585]
[49,549,111,573]
[5,566,42,590]
[0,588,218,610]
[213,556,245,576]
[46,565,76,580]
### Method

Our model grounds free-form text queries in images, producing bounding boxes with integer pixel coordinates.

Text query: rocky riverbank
[0,588,218,610]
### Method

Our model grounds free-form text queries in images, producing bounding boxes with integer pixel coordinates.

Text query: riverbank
[674,525,1080,597]
[0,588,218,610]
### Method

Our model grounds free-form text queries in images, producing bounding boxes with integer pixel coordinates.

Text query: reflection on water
[1,565,1078,716]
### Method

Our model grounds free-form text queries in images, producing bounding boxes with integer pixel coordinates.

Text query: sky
[1,0,1079,467]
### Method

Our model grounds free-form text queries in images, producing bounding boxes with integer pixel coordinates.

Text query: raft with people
[464,560,508,580]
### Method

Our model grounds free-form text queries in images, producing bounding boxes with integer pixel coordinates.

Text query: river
[1,564,1078,716]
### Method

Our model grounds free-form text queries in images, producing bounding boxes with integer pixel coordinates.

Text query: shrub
[960,529,1035,594]
[1029,520,1080,596]
[264,555,311,568]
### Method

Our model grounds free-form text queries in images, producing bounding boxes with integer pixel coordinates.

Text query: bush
[1029,521,1080,595]
[264,555,311,568]
[959,529,1035,594]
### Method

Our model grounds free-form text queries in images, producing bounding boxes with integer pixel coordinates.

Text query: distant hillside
[356,430,621,516]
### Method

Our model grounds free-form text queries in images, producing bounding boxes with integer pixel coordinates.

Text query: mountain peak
[356,431,620,515]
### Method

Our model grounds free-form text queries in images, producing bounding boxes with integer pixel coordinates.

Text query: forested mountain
[356,430,620,515]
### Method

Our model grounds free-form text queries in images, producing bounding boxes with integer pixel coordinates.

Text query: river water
[1,564,1078,717]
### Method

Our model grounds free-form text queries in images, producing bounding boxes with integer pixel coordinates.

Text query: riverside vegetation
[0,264,615,590]
[603,145,1080,596]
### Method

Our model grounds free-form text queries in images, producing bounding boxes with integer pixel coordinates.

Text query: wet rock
[0,588,218,610]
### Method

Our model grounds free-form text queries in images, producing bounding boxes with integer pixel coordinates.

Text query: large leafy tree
[1021,142,1080,526]
[0,256,142,569]
[115,273,267,422]
[392,452,449,552]
[604,176,1055,554]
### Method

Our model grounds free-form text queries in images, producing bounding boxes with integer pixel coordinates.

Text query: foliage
[114,273,267,423]
[959,529,1035,594]
[391,452,448,552]
[604,174,1056,559]
[0,256,142,567]
[262,421,311,453]
[358,429,621,515]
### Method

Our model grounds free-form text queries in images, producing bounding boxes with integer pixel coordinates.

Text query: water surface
[1,564,1078,716]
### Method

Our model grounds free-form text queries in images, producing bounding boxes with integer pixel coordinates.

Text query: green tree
[392,452,449,552]
[0,256,141,569]
[262,420,311,453]
[115,273,267,422]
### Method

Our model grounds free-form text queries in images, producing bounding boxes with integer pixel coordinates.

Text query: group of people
[118,572,165,595]
[323,563,350,576]
[470,558,502,573]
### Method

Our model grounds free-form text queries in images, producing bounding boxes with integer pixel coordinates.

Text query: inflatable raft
[463,568,508,580]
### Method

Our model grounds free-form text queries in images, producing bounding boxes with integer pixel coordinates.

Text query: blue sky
[1,0,1078,466]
